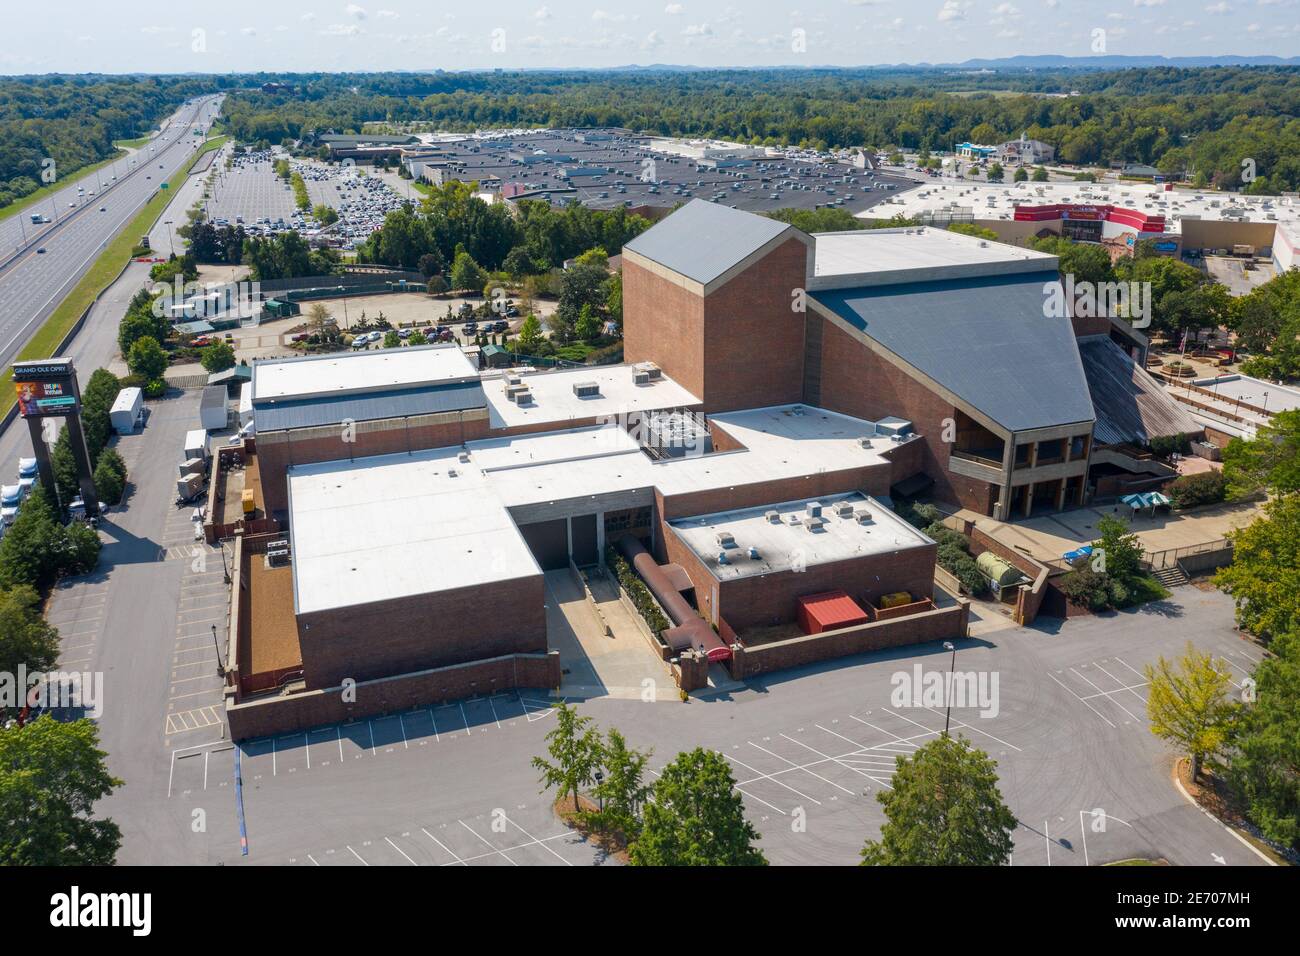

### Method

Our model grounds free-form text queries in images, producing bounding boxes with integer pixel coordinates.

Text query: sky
[3,0,1298,74]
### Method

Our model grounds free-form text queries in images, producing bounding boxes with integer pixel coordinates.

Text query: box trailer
[238,381,254,427]
[199,385,227,432]
[183,429,208,464]
[176,473,204,504]
[109,386,144,435]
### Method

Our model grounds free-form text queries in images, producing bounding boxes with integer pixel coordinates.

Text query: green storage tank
[977,551,1024,591]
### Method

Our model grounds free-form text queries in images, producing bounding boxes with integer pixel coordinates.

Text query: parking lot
[205,151,404,252]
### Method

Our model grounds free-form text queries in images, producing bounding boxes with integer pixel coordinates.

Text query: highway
[0,94,225,374]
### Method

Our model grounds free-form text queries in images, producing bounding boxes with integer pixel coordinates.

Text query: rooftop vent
[854,508,873,524]
[633,361,662,381]
[805,501,823,518]
[717,551,729,565]
[803,515,826,532]
[573,381,601,398]
[447,468,458,478]
[747,546,760,560]
[457,450,470,463]
[834,501,855,518]
[765,509,780,524]
[715,531,737,549]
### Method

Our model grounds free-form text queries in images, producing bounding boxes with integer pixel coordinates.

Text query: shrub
[936,543,988,597]
[606,545,670,637]
[897,501,941,530]
[924,522,968,552]
[1168,470,1227,509]
[1058,565,1117,611]
[143,379,167,399]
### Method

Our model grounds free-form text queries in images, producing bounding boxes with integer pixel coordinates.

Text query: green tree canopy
[0,717,122,865]
[1145,642,1233,781]
[532,702,602,812]
[630,748,766,866]
[1215,495,1300,640]
[860,734,1016,866]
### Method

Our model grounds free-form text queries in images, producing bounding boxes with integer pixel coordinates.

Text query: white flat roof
[289,403,919,613]
[481,364,701,429]
[669,492,932,581]
[479,405,910,509]
[288,447,540,615]
[252,344,478,403]
[1191,374,1300,424]
[810,226,1055,289]
[875,179,1300,234]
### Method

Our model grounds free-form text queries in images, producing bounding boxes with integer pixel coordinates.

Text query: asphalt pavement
[0,94,225,376]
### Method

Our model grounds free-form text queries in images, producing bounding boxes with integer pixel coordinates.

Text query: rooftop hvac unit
[765,509,781,523]
[889,433,905,443]
[267,539,289,551]
[834,501,855,518]
[747,546,760,559]
[803,516,825,532]
[505,374,522,386]
[715,531,737,549]
[787,514,802,526]
[633,370,650,385]
[857,437,873,450]
[717,551,729,565]
[573,381,601,398]
[854,508,874,524]
[633,361,662,381]
[805,501,823,518]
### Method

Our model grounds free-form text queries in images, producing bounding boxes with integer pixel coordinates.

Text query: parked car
[36,247,46,254]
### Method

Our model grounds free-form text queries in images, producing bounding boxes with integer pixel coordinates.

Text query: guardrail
[1142,538,1231,571]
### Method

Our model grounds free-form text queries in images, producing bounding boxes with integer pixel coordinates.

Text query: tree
[93,449,127,506]
[1094,514,1143,584]
[417,250,446,278]
[532,702,602,812]
[592,729,651,840]
[382,330,401,349]
[1215,496,1300,640]
[1145,642,1232,781]
[515,314,544,353]
[1031,166,1049,182]
[425,275,449,295]
[1224,632,1300,850]
[630,748,766,866]
[126,336,167,381]
[948,223,1000,242]
[861,735,1016,866]
[1222,409,1300,499]
[200,340,235,374]
[1013,167,1029,182]
[556,262,608,343]
[986,162,1004,182]
[408,331,428,346]
[0,717,122,865]
[450,250,487,293]
[0,585,61,697]
[576,304,603,343]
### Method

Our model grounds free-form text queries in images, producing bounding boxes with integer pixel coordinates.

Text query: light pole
[164,221,175,258]
[594,769,604,813]
[942,641,957,737]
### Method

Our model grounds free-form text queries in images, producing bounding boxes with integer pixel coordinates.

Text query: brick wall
[624,237,809,413]
[657,464,892,523]
[226,651,561,740]
[812,317,998,513]
[699,237,808,412]
[715,546,937,633]
[297,573,547,689]
[623,257,706,400]
[258,411,491,519]
[728,602,969,679]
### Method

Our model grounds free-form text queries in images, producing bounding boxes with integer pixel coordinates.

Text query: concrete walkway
[545,569,675,702]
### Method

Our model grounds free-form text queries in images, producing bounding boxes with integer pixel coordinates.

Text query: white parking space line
[459,819,517,866]
[1069,666,1143,723]
[1046,670,1116,728]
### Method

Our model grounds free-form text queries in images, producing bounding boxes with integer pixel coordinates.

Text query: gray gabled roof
[812,272,1095,433]
[1077,336,1200,446]
[622,199,796,286]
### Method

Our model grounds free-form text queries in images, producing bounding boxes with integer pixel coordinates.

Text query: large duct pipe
[616,535,728,660]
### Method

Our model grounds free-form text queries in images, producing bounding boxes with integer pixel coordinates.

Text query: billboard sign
[12,358,81,419]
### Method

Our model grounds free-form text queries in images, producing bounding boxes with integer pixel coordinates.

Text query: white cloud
[593,9,630,21]
[301,12,316,21]
[1204,1,1231,11]
[322,22,362,36]
[1133,0,1166,6]
[240,27,256,36]
[938,1,970,23]
[682,22,712,36]
[642,29,666,48]
[665,3,684,12]
[345,4,367,19]
[376,9,399,18]
[534,6,552,19]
